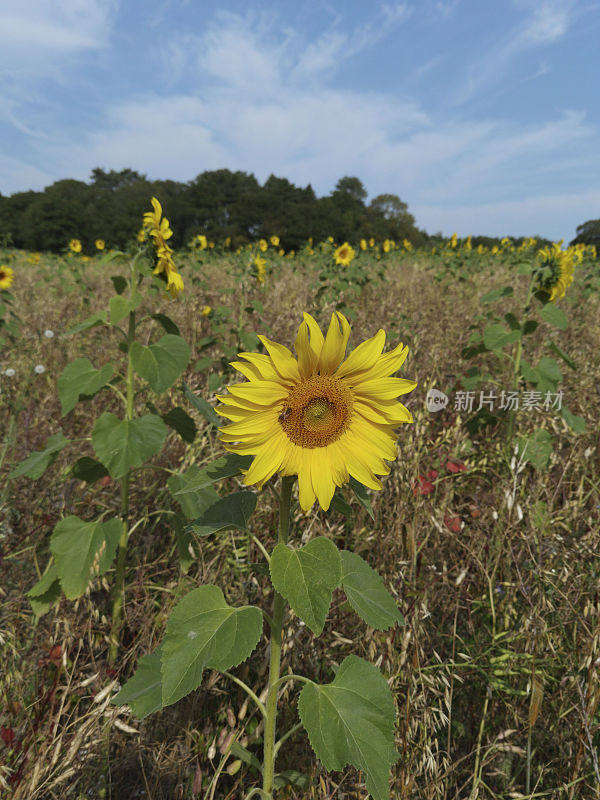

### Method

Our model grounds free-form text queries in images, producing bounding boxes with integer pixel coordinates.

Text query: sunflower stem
[262,475,294,798]
[506,272,535,445]
[108,297,136,664]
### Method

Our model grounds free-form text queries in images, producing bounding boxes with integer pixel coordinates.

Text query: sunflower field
[1,202,600,800]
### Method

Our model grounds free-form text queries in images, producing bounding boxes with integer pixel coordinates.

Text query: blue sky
[1,0,599,240]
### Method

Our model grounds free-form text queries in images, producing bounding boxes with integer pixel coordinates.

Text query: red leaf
[48,644,62,663]
[446,460,466,474]
[444,513,462,533]
[426,469,438,480]
[412,476,434,496]
[1,727,15,747]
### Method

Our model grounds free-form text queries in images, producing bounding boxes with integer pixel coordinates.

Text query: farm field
[1,226,600,800]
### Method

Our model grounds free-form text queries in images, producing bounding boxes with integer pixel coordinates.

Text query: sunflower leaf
[10,432,69,480]
[92,412,167,479]
[50,516,122,599]
[167,467,219,521]
[186,491,257,536]
[298,655,398,800]
[160,586,263,707]
[349,477,375,520]
[270,537,341,635]
[112,648,164,719]
[340,551,403,630]
[172,453,253,495]
[183,383,221,427]
[58,358,114,416]
[130,335,190,393]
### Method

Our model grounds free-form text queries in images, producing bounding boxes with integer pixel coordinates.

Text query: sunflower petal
[318,312,351,375]
[335,329,386,379]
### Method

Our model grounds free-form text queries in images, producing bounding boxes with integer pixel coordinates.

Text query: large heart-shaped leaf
[130,335,189,393]
[540,302,568,330]
[10,432,69,479]
[270,537,341,635]
[50,516,121,599]
[58,358,114,416]
[161,586,263,707]
[298,655,398,800]
[112,648,163,719]
[92,412,167,479]
[340,551,403,630]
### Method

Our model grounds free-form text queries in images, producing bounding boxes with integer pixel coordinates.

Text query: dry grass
[1,249,600,799]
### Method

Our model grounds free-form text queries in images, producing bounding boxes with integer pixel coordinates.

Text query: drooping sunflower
[0,265,14,290]
[536,243,575,302]
[217,312,416,512]
[143,197,184,297]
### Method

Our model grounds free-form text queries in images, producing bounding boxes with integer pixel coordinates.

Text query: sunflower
[334,242,355,266]
[217,312,416,512]
[95,239,105,250]
[536,243,575,302]
[143,198,184,297]
[0,265,14,290]
[69,239,82,253]
[270,235,280,247]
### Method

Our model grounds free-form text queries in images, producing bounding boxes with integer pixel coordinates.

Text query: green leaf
[270,538,342,635]
[130,335,190,393]
[522,319,538,336]
[504,312,520,330]
[27,562,61,616]
[183,382,221,427]
[540,302,568,330]
[112,649,163,719]
[273,771,310,790]
[172,454,252,496]
[167,466,219,521]
[10,432,69,479]
[480,286,513,303]
[239,330,259,350]
[193,356,214,372]
[329,488,353,517]
[517,261,533,274]
[548,340,576,370]
[298,655,398,800]
[71,456,109,483]
[110,275,127,295]
[162,406,196,443]
[172,514,196,572]
[151,313,181,336]
[560,406,586,433]
[92,412,167,479]
[230,742,262,773]
[349,477,374,520]
[483,323,521,351]
[64,311,107,336]
[160,586,263,707]
[50,516,122,599]
[340,551,403,630]
[186,491,257,537]
[517,429,553,472]
[109,293,141,325]
[537,356,562,387]
[58,358,114,415]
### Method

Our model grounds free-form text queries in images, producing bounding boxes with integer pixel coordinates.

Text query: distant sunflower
[334,242,355,266]
[217,312,416,512]
[69,239,82,253]
[0,265,14,290]
[95,239,105,250]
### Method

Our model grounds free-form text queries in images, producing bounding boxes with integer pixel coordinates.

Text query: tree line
[0,170,428,253]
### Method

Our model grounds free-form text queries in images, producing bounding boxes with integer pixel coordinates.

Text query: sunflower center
[279,375,353,449]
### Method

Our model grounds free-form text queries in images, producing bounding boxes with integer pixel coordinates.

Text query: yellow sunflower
[270,235,280,247]
[0,265,14,290]
[334,242,355,266]
[95,239,105,250]
[537,243,575,302]
[217,312,416,512]
[69,239,82,253]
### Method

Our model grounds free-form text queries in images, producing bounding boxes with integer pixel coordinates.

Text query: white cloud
[0,0,117,78]
[413,189,600,240]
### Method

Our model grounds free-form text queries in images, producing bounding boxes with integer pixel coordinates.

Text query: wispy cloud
[450,0,574,106]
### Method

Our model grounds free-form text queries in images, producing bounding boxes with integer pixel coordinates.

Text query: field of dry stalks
[2,248,600,799]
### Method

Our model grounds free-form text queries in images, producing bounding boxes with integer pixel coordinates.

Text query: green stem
[506,273,535,444]
[262,475,294,798]
[108,308,136,664]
